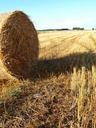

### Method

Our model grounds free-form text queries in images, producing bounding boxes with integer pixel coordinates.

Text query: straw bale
[0,11,39,78]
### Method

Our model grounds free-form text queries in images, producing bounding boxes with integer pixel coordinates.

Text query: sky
[0,0,96,29]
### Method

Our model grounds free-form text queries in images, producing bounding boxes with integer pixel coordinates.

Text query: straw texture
[0,11,39,78]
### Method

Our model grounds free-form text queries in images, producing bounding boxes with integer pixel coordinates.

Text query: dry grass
[1,30,96,128]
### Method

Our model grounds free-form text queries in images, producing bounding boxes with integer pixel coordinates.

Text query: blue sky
[0,0,96,29]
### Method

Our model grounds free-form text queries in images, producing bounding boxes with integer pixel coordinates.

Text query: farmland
[0,30,96,128]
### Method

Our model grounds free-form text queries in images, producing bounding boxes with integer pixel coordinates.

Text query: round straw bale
[0,11,39,78]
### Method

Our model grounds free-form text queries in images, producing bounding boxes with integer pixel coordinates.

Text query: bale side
[0,11,39,78]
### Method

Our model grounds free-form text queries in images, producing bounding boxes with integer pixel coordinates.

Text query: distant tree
[61,28,70,31]
[73,27,84,30]
[92,28,94,30]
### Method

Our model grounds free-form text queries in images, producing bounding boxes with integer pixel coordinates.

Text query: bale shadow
[30,52,96,79]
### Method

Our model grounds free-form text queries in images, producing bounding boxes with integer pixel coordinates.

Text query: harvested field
[0,30,96,128]
[39,31,96,58]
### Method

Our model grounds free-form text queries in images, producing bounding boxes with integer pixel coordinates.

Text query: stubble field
[0,30,96,128]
